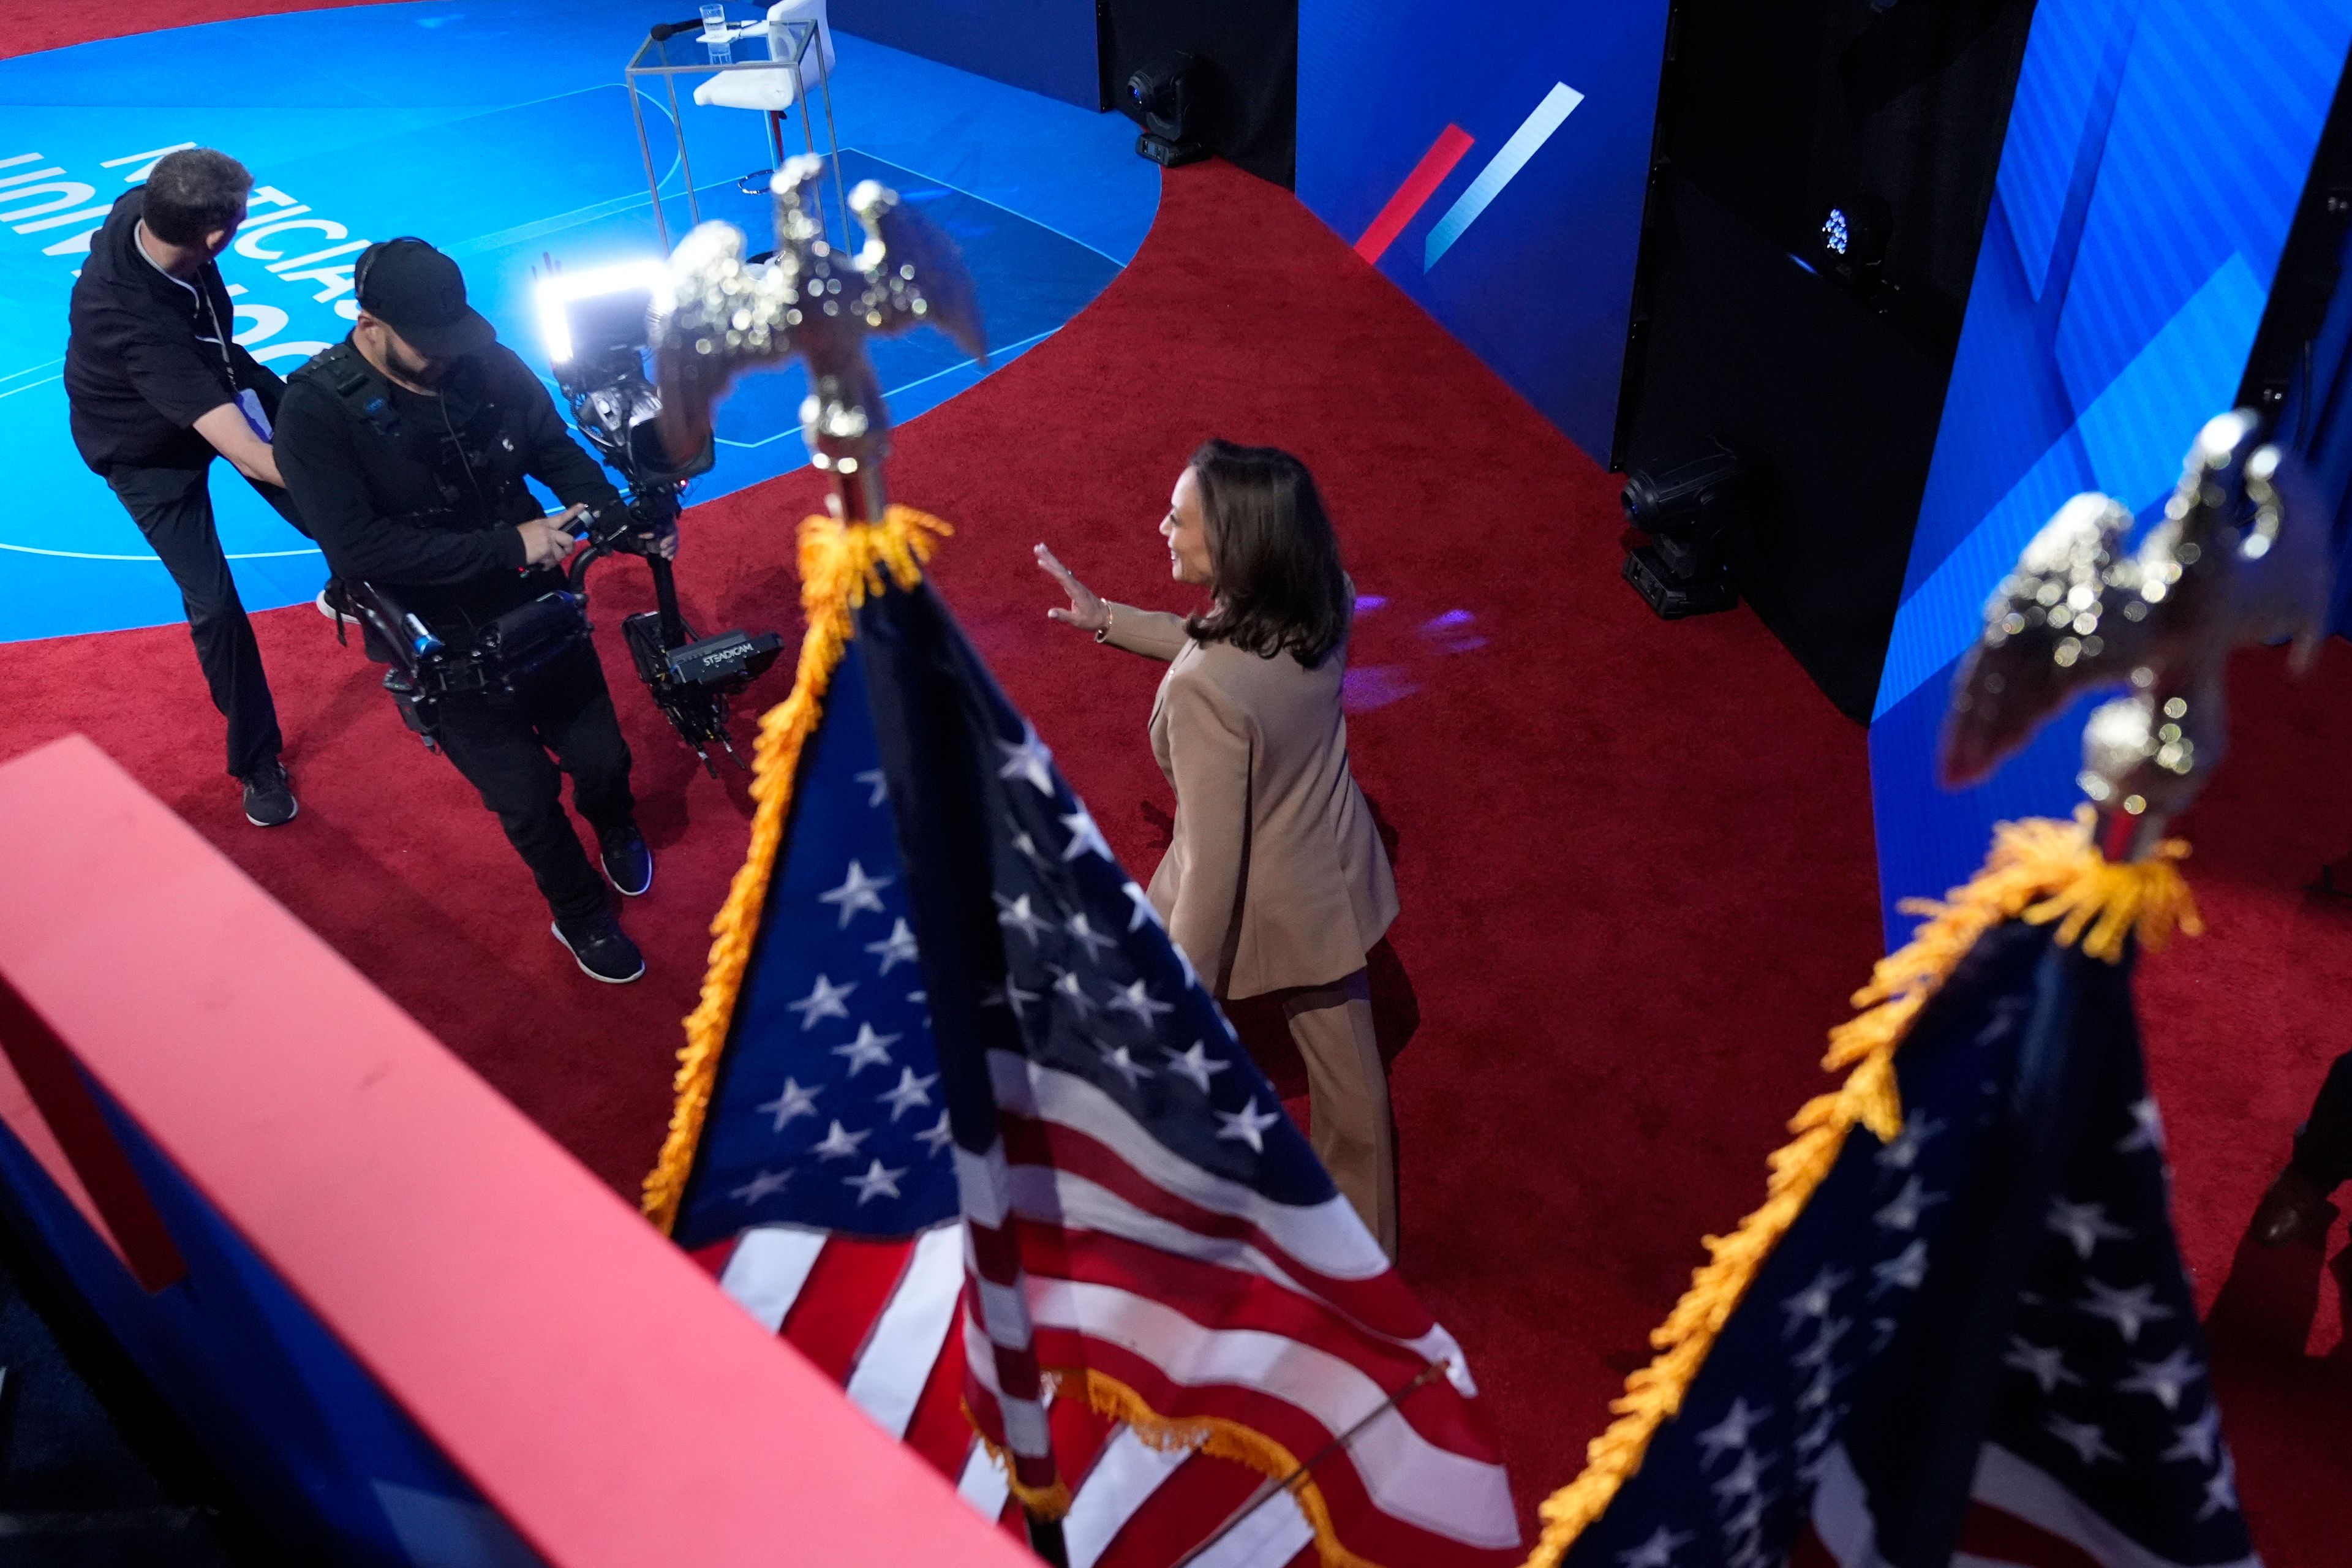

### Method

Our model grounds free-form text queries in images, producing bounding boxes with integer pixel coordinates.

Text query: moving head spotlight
[1619,444,1747,620]
[1129,52,1208,168]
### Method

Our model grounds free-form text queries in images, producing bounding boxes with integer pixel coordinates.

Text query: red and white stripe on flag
[692,1227,1324,1568]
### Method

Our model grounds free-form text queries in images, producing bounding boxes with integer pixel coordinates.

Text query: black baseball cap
[354,238,496,358]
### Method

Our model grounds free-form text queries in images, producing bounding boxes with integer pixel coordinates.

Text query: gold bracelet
[1094,606,1112,644]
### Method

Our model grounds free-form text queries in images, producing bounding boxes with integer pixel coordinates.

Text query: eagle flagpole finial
[1942,409,2335,858]
[649,154,988,518]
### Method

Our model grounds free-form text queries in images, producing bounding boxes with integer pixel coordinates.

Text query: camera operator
[274,239,662,984]
[64,147,310,827]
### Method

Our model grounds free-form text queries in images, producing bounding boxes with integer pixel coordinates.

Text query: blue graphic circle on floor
[0,1,1156,642]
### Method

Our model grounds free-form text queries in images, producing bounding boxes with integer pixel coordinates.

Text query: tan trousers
[1280,969,1398,1261]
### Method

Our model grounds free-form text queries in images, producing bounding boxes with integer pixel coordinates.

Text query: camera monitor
[534,260,669,367]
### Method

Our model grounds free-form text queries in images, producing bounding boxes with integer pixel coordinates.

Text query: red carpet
[6,6,2346,1560]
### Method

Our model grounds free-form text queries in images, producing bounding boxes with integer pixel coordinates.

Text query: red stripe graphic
[1354,125,1477,265]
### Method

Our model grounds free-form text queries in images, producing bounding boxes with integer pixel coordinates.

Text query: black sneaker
[239,760,298,827]
[552,912,645,984]
[599,824,654,897]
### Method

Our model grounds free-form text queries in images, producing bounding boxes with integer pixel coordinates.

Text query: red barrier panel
[0,734,1030,1567]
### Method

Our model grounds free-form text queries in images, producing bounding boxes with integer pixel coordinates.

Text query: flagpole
[1166,1361,1449,1568]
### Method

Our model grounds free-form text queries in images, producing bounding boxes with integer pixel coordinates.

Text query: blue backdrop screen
[1869,0,2352,940]
[1296,0,1672,461]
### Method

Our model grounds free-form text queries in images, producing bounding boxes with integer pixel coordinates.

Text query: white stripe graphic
[1028,1278,1517,1548]
[1423,83,1585,270]
[716,1226,828,1332]
[843,1225,964,1439]
[988,1053,1390,1280]
[1066,1427,1188,1568]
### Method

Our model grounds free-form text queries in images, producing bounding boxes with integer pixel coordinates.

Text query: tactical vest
[293,341,540,532]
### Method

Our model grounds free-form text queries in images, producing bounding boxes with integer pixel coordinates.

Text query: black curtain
[1099,0,1298,189]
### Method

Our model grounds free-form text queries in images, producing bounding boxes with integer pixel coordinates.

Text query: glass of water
[701,3,731,62]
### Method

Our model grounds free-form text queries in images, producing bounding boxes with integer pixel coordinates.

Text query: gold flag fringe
[1518,809,2199,1568]
[965,1412,1077,1520]
[641,505,951,1234]
[1052,1368,1385,1568]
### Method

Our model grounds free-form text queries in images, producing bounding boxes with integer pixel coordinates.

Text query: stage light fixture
[1619,444,1746,620]
[1816,195,1889,295]
[1129,52,1208,168]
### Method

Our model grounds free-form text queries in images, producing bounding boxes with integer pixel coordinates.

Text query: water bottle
[701,4,731,64]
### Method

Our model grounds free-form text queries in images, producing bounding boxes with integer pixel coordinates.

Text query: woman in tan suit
[1034,439,1401,1257]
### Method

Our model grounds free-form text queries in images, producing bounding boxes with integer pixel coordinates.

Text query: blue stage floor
[0,1,1156,642]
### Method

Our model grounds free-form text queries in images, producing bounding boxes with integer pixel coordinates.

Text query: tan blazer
[1101,598,1398,1001]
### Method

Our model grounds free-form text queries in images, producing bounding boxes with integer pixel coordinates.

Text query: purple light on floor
[1420,609,1474,633]
[1343,665,1422,712]
[1355,595,1387,613]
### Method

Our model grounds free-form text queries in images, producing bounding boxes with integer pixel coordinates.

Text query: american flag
[1563,919,2259,1568]
[665,567,1518,1568]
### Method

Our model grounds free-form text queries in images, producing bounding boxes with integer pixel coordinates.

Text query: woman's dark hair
[142,148,253,246]
[1184,439,1351,667]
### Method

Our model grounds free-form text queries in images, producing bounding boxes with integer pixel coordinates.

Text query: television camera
[536,260,783,772]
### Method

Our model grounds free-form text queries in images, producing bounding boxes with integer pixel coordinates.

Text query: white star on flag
[1618,1525,1694,1568]
[2077,1278,2174,1344]
[854,767,888,806]
[755,1076,821,1131]
[809,1120,872,1161]
[2162,1406,2221,1466]
[2044,1414,2120,1466]
[2117,1347,2203,1411]
[1870,1239,1928,1295]
[1050,967,1096,1016]
[2002,1336,2081,1394]
[1779,1267,1849,1336]
[1693,1398,1767,1466]
[729,1168,792,1204]
[981,977,1041,1019]
[995,892,1054,945]
[2118,1096,2166,1153]
[1065,912,1117,960]
[876,1066,940,1121]
[818,860,892,927]
[1872,1175,1944,1232]
[787,973,856,1030]
[2046,1197,2132,1258]
[1096,1043,1154,1088]
[831,1023,900,1076]
[914,1110,954,1155]
[2198,1452,2239,1521]
[1215,1098,1283,1153]
[1104,978,1174,1026]
[1122,880,1159,930]
[1060,802,1114,862]
[864,918,920,973]
[1163,1041,1230,1094]
[1873,1112,1943,1171]
[996,723,1057,796]
[844,1158,909,1204]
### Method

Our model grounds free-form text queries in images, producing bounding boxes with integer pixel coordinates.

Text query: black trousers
[433,647,636,922]
[2290,1049,2352,1190]
[105,461,307,781]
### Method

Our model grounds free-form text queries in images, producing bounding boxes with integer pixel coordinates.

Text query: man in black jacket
[65,148,307,826]
[274,239,655,984]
